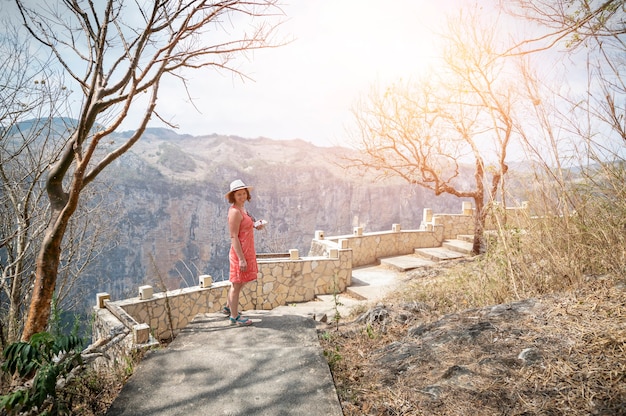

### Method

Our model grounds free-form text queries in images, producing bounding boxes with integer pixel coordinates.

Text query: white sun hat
[225,179,253,199]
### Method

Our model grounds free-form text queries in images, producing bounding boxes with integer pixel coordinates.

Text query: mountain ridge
[90,126,460,301]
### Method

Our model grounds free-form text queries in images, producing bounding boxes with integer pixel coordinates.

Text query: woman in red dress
[224,179,265,326]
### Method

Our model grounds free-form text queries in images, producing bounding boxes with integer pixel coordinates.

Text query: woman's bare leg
[228,282,244,319]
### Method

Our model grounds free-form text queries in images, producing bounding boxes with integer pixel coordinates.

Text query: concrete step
[379,255,437,272]
[272,251,450,323]
[348,264,404,301]
[457,234,474,243]
[271,261,411,323]
[271,293,360,322]
[443,239,474,255]
[415,246,467,262]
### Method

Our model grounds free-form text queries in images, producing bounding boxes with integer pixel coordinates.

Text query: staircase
[273,237,474,322]
[378,236,473,272]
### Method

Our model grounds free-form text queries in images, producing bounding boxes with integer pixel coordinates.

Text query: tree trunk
[21,224,65,341]
[21,172,77,341]
[8,272,23,342]
[8,214,29,342]
[472,196,486,255]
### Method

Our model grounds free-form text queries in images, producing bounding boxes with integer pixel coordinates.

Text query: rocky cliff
[91,129,462,300]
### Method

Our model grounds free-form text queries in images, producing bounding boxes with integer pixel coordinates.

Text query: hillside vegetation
[320,162,626,415]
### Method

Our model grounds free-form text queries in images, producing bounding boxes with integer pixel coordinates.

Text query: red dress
[229,206,258,283]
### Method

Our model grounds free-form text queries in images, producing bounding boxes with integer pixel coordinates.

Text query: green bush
[1,332,83,415]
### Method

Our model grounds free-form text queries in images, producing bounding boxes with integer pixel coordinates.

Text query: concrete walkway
[106,312,342,416]
[107,246,468,415]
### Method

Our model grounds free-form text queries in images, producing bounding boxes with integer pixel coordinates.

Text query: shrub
[0,332,83,415]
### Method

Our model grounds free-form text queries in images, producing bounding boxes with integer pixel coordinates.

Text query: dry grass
[60,368,128,415]
[320,174,626,416]
[320,269,626,416]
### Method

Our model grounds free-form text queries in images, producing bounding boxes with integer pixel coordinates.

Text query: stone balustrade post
[133,323,150,344]
[199,274,213,288]
[462,201,473,216]
[423,208,433,224]
[96,292,110,309]
[138,285,153,300]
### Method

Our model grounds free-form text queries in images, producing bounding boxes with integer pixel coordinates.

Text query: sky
[120,0,467,147]
[5,0,617,154]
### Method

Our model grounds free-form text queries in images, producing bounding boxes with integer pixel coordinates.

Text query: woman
[223,179,265,326]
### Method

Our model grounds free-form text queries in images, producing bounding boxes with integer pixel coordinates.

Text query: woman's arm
[228,207,248,271]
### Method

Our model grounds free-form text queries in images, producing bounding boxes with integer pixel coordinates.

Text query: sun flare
[311,1,443,85]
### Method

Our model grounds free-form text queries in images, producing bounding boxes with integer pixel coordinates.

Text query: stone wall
[309,225,444,268]
[92,201,529,354]
[422,201,532,239]
[95,246,352,342]
[421,201,476,240]
[485,202,531,230]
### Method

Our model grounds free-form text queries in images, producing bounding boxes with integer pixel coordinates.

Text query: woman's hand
[239,258,248,271]
[254,219,267,230]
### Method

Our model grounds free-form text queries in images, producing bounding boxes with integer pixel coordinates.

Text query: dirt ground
[320,271,626,416]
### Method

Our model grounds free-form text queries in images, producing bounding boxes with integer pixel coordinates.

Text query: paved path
[107,250,463,415]
[106,312,342,416]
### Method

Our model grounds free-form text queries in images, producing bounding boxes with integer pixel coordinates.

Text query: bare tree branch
[11,0,286,340]
[347,6,526,254]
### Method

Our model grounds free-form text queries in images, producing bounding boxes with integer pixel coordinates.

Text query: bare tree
[347,8,524,254]
[0,30,65,343]
[501,0,625,146]
[13,0,284,341]
[0,26,121,344]
[501,0,625,278]
[499,0,625,54]
[502,0,624,169]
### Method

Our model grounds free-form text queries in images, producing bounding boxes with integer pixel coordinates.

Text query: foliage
[0,332,83,415]
[320,331,343,371]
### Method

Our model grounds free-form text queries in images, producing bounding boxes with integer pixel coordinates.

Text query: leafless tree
[501,0,625,146]
[0,26,121,344]
[501,0,625,277]
[347,8,525,254]
[0,30,64,343]
[499,0,625,54]
[502,0,624,174]
[13,0,284,341]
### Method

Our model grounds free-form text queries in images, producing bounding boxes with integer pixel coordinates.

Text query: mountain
[90,128,462,299]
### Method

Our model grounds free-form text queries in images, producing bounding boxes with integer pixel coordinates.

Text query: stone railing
[93,246,352,343]
[422,201,532,239]
[485,201,531,230]
[309,224,444,268]
[91,200,530,360]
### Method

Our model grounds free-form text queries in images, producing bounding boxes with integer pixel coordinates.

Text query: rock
[518,347,543,366]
